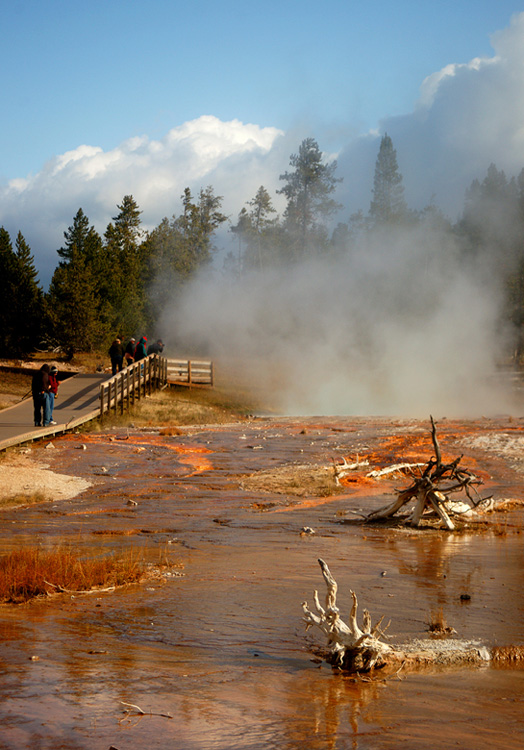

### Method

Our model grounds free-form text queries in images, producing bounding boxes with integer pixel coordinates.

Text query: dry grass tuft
[0,545,145,603]
[91,384,266,431]
[427,607,456,635]
[492,645,524,663]
[242,463,344,498]
[0,491,47,510]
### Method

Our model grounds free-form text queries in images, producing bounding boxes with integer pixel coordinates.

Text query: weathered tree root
[364,416,491,530]
[303,559,524,674]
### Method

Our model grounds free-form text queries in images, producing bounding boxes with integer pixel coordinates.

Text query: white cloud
[0,116,284,285]
[337,11,524,219]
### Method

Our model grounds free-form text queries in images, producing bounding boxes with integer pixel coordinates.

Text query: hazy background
[163,222,514,417]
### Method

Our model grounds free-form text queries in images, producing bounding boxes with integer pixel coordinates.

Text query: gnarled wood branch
[364,416,488,530]
[303,559,524,674]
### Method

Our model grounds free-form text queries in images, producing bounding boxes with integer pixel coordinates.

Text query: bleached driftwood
[303,559,524,674]
[333,456,370,486]
[365,417,490,530]
[302,559,392,671]
[366,462,425,478]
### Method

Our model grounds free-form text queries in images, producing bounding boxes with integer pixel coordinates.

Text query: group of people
[109,336,164,375]
[32,364,60,427]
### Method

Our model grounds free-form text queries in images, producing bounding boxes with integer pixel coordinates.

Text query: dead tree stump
[302,559,523,674]
[364,416,489,530]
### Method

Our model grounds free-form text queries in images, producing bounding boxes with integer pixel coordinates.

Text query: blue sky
[1,0,520,179]
[2,1,524,284]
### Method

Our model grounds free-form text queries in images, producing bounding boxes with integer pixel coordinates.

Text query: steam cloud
[161,223,515,418]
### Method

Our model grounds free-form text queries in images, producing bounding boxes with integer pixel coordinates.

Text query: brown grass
[91,382,269,430]
[427,607,456,635]
[0,545,146,603]
[0,490,46,510]
[241,463,344,497]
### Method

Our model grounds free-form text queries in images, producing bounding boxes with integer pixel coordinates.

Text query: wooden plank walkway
[0,373,109,452]
[0,354,212,452]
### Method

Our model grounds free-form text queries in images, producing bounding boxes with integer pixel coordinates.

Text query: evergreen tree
[58,208,91,265]
[229,207,251,273]
[47,209,104,357]
[0,227,17,354]
[278,138,342,259]
[458,163,522,264]
[12,232,45,354]
[369,133,408,226]
[103,195,147,336]
[167,186,227,275]
[145,187,227,321]
[457,163,524,362]
[47,253,100,357]
[231,186,278,270]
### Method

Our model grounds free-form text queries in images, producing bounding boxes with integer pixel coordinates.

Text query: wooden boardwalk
[0,373,110,452]
[0,355,213,452]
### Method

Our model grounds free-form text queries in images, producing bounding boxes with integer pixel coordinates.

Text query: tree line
[2,134,524,361]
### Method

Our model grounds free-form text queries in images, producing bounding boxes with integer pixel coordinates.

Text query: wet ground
[1,416,524,749]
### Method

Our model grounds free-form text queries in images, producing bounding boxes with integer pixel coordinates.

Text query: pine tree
[58,208,91,265]
[278,138,342,259]
[369,134,408,226]
[144,187,227,324]
[48,253,100,357]
[231,186,278,270]
[103,195,147,337]
[0,227,17,354]
[47,210,103,357]
[12,232,45,354]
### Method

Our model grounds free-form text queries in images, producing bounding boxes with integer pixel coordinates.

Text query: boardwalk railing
[99,354,168,418]
[167,358,214,387]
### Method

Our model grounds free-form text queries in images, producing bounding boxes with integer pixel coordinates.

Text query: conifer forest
[2,135,524,363]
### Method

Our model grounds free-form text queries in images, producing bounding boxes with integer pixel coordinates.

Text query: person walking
[31,364,51,427]
[48,366,59,425]
[134,336,148,362]
[109,337,124,375]
[124,337,136,366]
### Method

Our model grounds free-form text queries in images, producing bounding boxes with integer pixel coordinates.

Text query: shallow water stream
[1,417,523,749]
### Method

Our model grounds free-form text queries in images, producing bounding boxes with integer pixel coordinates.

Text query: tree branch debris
[303,559,524,675]
[362,416,492,530]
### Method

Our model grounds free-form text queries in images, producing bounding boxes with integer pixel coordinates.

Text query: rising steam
[159,223,516,417]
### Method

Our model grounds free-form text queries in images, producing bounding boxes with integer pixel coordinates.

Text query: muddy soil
[1,416,524,749]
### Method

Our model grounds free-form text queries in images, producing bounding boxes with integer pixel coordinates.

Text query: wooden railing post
[119,371,124,415]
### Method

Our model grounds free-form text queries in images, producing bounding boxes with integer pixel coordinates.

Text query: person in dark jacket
[134,336,148,361]
[124,338,136,366]
[147,339,164,355]
[109,338,124,375]
[32,364,51,427]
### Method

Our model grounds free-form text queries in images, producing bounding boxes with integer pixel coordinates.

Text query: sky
[1,0,524,285]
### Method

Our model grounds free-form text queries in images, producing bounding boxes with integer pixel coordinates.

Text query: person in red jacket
[48,366,59,425]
